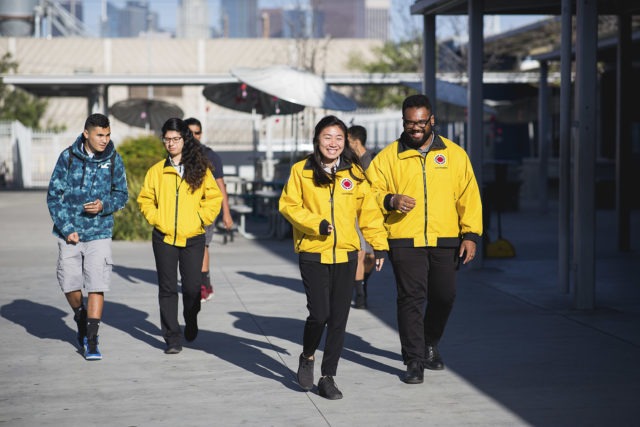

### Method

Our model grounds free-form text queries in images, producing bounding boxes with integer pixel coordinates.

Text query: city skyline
[79,0,544,40]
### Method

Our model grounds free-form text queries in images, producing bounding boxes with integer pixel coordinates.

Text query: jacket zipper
[421,156,428,244]
[173,175,181,246]
[330,176,337,263]
[295,234,306,252]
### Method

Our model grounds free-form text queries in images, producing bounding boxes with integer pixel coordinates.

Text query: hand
[222,213,234,230]
[83,199,103,215]
[66,232,79,245]
[460,240,477,264]
[393,194,416,213]
[374,258,385,271]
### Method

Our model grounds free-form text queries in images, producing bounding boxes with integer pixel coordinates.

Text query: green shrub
[113,134,166,241]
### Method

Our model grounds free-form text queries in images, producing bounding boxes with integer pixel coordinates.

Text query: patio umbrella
[110,98,184,131]
[231,65,357,111]
[202,82,304,117]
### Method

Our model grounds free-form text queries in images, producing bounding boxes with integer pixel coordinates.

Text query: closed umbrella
[110,98,184,131]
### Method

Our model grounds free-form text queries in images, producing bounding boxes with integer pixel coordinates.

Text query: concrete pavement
[1,191,639,426]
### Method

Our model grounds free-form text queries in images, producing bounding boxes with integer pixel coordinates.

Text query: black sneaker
[424,345,444,370]
[297,354,314,391]
[354,282,367,309]
[74,309,87,348]
[164,344,182,354]
[403,360,424,384]
[318,376,343,400]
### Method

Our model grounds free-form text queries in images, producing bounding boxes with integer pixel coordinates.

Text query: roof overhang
[2,73,431,98]
[410,0,640,15]
[0,74,236,97]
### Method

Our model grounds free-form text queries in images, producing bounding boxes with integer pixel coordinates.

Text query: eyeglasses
[403,115,432,128]
[163,136,183,144]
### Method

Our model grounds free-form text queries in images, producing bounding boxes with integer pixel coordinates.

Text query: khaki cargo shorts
[56,238,112,293]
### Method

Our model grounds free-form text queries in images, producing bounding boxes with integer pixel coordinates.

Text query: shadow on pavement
[229,311,404,378]
[105,300,165,351]
[185,328,300,391]
[1,299,77,348]
[113,265,157,285]
[236,271,302,294]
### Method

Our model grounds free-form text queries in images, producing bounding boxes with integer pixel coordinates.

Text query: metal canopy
[410,0,638,311]
[410,0,640,15]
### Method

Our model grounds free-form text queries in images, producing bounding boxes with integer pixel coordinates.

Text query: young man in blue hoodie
[47,113,128,360]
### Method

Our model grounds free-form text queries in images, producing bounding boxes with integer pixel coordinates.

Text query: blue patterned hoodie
[47,134,128,241]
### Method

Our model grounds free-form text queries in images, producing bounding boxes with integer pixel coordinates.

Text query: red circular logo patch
[434,154,446,165]
[341,178,354,190]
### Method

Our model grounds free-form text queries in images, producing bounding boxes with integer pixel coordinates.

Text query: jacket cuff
[384,194,395,211]
[374,250,386,259]
[319,219,331,235]
[462,233,481,244]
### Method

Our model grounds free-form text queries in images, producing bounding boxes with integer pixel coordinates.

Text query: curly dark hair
[161,118,209,192]
[309,115,362,186]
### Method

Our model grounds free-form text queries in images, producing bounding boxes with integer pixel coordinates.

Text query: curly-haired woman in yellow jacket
[138,118,222,355]
[279,115,388,400]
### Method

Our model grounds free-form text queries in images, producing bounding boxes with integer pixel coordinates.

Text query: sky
[81,0,547,41]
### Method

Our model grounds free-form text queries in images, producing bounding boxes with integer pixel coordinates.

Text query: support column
[573,0,597,310]
[615,14,631,252]
[422,14,436,107]
[558,0,573,293]
[538,60,550,214]
[468,0,484,263]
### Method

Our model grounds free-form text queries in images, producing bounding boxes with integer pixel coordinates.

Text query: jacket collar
[71,134,115,163]
[302,156,353,172]
[397,132,446,156]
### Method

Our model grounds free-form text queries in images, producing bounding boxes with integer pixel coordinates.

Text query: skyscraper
[177,0,209,39]
[100,1,159,38]
[311,0,365,38]
[259,8,283,38]
[365,0,389,40]
[221,0,258,38]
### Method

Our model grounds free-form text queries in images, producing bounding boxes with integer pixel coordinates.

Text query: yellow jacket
[137,158,222,247]
[367,134,482,248]
[279,157,389,264]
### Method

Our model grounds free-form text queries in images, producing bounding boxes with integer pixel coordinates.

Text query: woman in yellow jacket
[137,118,222,355]
[279,115,388,400]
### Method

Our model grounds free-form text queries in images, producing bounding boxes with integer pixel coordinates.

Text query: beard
[401,129,432,149]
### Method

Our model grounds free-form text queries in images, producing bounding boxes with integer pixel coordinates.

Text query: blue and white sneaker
[83,336,102,361]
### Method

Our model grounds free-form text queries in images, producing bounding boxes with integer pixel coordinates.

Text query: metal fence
[0,111,408,190]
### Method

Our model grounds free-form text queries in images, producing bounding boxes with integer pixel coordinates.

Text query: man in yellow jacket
[367,94,482,384]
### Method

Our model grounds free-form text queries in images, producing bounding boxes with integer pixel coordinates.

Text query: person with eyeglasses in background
[184,117,233,303]
[137,118,222,354]
[366,94,482,384]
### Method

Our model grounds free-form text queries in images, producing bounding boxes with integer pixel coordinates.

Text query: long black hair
[161,118,209,192]
[309,115,362,186]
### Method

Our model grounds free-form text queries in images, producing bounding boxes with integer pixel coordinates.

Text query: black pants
[299,258,357,377]
[152,229,205,345]
[388,246,458,364]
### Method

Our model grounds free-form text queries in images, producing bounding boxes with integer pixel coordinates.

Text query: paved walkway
[1,191,639,426]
